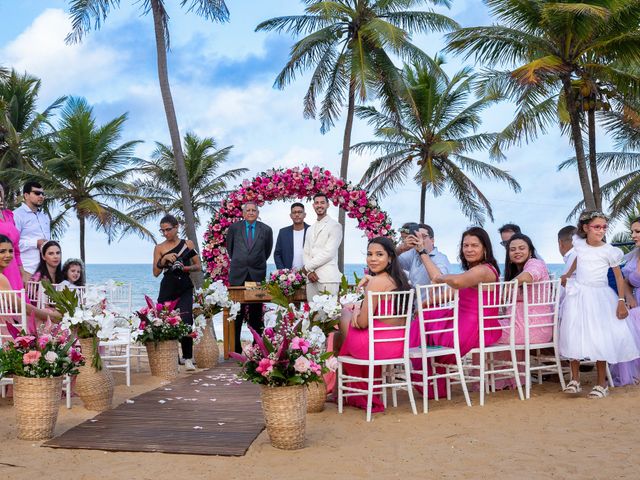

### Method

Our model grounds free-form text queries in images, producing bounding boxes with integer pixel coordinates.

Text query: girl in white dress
[559,210,639,398]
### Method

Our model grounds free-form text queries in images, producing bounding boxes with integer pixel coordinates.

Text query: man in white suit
[301,193,343,298]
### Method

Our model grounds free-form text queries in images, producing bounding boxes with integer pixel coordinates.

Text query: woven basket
[13,376,63,440]
[260,384,306,450]
[145,340,179,380]
[306,378,327,413]
[75,338,114,411]
[194,318,219,369]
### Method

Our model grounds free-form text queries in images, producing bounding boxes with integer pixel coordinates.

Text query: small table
[222,287,307,358]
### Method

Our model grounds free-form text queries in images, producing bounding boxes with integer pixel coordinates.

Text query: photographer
[397,222,451,286]
[153,214,201,371]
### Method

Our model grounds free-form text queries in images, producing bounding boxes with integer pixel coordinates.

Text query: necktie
[248,224,254,248]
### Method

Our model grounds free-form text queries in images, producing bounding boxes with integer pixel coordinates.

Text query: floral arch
[202,166,394,282]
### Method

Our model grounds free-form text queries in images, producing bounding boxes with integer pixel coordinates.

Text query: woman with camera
[153,214,201,371]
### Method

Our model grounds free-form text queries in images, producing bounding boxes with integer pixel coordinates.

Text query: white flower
[308,326,326,349]
[44,351,58,363]
[153,318,163,327]
[263,309,278,329]
[228,302,240,319]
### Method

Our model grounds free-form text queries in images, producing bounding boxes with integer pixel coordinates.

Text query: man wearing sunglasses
[13,181,51,280]
[397,222,451,286]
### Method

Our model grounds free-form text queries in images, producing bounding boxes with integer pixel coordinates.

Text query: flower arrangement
[230,305,335,387]
[264,268,306,297]
[131,296,194,344]
[202,166,394,282]
[0,317,84,378]
[192,279,240,342]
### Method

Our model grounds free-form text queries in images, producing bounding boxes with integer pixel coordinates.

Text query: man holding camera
[397,223,451,286]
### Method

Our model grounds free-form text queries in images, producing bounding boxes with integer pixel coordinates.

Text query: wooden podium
[222,286,307,358]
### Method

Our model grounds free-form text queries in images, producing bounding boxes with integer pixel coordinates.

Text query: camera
[400,222,420,236]
[170,248,197,272]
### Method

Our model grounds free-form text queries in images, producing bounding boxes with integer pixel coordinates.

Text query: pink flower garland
[202,166,394,283]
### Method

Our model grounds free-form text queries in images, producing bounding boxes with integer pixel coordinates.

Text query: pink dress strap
[482,263,499,281]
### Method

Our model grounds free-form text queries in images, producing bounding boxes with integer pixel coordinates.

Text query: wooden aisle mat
[43,364,264,456]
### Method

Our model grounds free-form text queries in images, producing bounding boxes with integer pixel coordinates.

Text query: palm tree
[24,97,154,262]
[256,0,459,268]
[0,69,65,206]
[128,132,247,230]
[354,57,520,224]
[445,0,640,211]
[66,0,230,274]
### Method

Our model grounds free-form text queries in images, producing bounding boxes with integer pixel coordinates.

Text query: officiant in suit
[226,201,273,353]
[274,202,309,270]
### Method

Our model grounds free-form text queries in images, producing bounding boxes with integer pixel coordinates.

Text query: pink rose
[167,316,181,326]
[38,334,51,350]
[309,361,321,375]
[23,350,41,365]
[294,356,310,373]
[325,356,339,372]
[290,337,310,354]
[256,358,275,377]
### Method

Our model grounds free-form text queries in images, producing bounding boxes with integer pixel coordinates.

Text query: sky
[0,0,624,266]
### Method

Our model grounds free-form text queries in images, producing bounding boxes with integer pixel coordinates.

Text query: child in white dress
[559,211,640,398]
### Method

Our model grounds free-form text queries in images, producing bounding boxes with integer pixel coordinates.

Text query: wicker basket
[306,378,327,413]
[145,340,179,380]
[75,338,114,411]
[193,318,219,369]
[13,376,63,440]
[260,384,306,450]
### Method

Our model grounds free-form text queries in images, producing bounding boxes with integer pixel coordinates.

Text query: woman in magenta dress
[334,236,410,413]
[410,226,502,397]
[0,185,25,290]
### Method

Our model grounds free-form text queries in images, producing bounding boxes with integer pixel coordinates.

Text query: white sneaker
[184,359,196,371]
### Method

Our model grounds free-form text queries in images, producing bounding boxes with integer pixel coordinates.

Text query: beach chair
[0,290,27,397]
[409,284,471,413]
[464,279,523,406]
[337,290,417,422]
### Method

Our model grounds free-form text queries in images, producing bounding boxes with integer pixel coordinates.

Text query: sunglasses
[30,190,45,196]
[500,240,509,247]
[159,226,175,233]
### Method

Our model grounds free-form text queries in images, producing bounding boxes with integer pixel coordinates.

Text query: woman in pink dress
[410,226,502,397]
[335,236,411,413]
[0,185,25,290]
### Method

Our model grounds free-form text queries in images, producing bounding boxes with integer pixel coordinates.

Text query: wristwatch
[418,249,429,256]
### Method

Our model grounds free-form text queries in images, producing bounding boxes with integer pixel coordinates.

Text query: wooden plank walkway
[43,363,264,456]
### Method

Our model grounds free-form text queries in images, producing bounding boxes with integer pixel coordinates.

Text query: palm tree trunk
[337,80,356,272]
[151,0,202,287]
[587,107,602,210]
[563,80,596,210]
[419,181,426,223]
[79,215,86,264]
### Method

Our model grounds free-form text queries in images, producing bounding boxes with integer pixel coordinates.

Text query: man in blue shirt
[397,223,451,286]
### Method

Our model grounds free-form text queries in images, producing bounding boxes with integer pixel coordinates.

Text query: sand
[1,370,638,480]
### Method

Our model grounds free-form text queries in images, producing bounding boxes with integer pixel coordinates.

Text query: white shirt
[292,229,305,270]
[562,248,577,277]
[13,203,51,274]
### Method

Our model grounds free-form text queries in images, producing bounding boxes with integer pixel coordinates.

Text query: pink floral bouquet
[264,268,306,297]
[0,316,84,378]
[230,307,334,387]
[131,296,194,344]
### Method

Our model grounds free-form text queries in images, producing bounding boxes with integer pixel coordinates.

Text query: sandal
[563,380,582,394]
[587,385,609,399]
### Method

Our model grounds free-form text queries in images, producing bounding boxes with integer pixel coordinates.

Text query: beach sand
[1,370,637,480]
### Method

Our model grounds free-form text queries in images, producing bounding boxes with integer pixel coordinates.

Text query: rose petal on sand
[193,426,203,430]
[158,400,166,404]
[125,399,135,404]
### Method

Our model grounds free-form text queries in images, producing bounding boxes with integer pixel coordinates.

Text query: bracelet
[618,298,626,302]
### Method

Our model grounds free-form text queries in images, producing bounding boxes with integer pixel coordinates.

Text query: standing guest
[0,184,25,290]
[397,223,450,286]
[334,236,410,412]
[558,226,577,276]
[302,193,342,297]
[227,202,273,354]
[559,211,640,398]
[153,215,201,371]
[610,218,640,386]
[33,240,63,284]
[13,181,50,281]
[273,202,309,270]
[60,258,86,288]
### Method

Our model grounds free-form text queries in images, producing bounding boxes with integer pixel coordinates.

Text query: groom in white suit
[301,193,343,298]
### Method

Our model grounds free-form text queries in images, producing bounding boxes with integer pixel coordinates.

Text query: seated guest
[60,258,86,288]
[32,240,63,284]
[500,233,552,345]
[0,184,25,290]
[498,223,521,247]
[410,227,502,397]
[0,235,60,321]
[397,223,450,286]
[273,202,309,270]
[334,236,410,412]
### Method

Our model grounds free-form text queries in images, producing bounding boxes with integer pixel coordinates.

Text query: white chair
[25,280,41,306]
[0,290,27,397]
[464,280,523,406]
[518,279,565,398]
[54,284,87,306]
[100,327,132,386]
[106,282,132,314]
[410,284,471,413]
[337,290,417,422]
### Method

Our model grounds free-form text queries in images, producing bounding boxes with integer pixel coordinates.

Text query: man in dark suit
[274,202,309,270]
[226,201,273,353]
